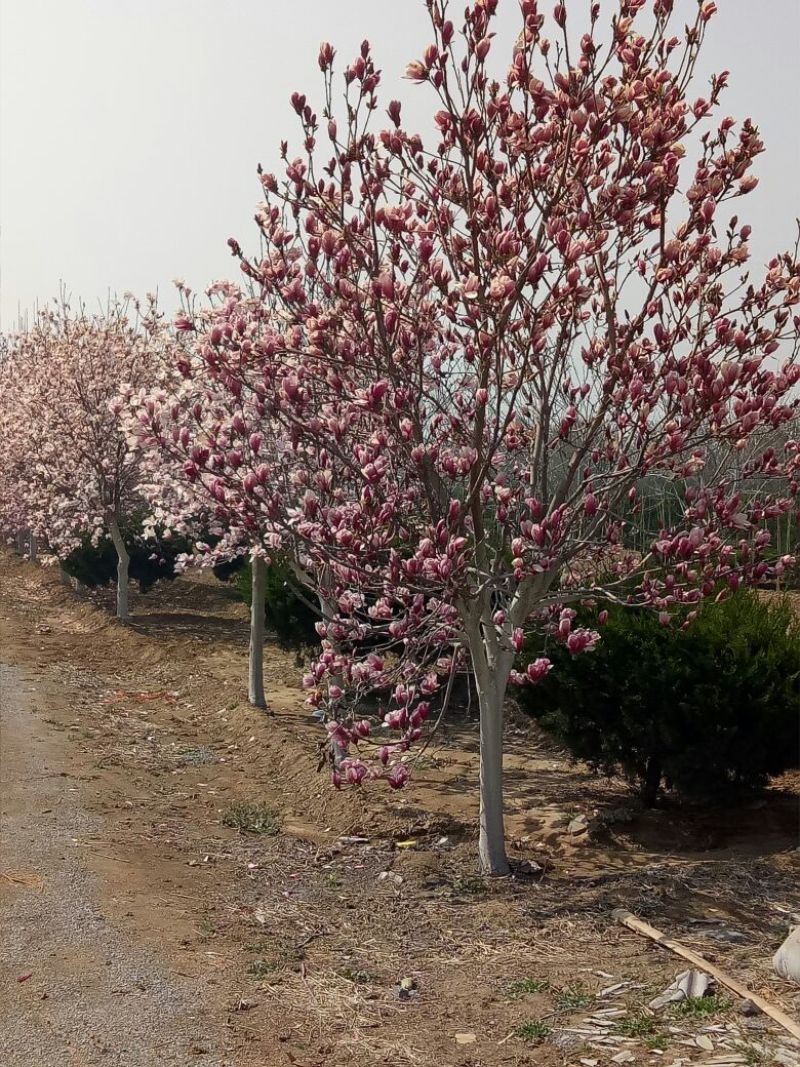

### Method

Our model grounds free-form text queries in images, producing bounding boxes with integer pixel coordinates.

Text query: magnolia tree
[123,281,315,708]
[0,299,164,620]
[0,353,36,556]
[129,286,379,739]
[186,0,800,872]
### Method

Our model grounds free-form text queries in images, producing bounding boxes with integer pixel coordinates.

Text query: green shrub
[234,556,319,646]
[61,516,191,593]
[519,589,800,805]
[212,556,247,583]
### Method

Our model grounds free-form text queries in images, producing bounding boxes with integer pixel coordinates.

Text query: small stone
[550,1030,582,1051]
[695,1035,714,1051]
[741,1019,767,1033]
[611,1051,636,1063]
[516,859,543,876]
[567,814,590,835]
[232,997,258,1012]
[702,928,748,943]
[735,998,761,1017]
[454,1032,476,1045]
[395,975,418,1000]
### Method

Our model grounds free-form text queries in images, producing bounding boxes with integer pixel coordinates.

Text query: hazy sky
[1,0,798,330]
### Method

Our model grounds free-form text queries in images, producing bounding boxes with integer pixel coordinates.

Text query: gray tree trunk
[108,517,130,622]
[474,666,510,875]
[317,590,345,765]
[248,556,267,709]
[464,606,511,876]
[28,532,38,561]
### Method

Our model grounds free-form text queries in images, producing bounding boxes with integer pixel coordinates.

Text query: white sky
[1,0,798,330]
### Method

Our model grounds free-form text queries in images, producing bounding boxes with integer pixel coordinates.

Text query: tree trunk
[28,532,38,561]
[641,755,662,808]
[473,661,510,876]
[248,555,267,709]
[317,590,345,764]
[108,517,130,622]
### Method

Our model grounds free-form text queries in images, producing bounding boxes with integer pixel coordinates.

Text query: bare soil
[0,552,798,1066]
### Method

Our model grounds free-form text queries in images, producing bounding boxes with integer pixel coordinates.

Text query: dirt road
[0,659,235,1067]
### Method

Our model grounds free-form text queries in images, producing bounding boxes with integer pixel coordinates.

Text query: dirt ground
[0,552,798,1067]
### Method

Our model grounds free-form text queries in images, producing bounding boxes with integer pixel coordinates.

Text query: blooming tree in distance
[125,280,310,709]
[0,299,163,620]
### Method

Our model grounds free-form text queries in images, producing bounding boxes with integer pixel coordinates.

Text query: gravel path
[0,660,236,1066]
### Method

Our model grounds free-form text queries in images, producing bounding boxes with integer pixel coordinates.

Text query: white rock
[649,969,711,1010]
[773,927,800,985]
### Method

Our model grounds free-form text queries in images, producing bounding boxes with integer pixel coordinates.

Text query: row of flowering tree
[121,281,320,710]
[2,0,799,873]
[0,292,297,709]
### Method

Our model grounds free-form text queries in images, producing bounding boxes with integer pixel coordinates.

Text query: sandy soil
[0,552,798,1067]
[0,661,236,1066]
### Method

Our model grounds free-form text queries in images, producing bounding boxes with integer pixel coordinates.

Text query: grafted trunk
[248,555,267,709]
[108,517,130,622]
[464,605,512,875]
[475,667,510,876]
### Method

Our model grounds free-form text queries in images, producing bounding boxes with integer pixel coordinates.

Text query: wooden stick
[613,909,800,1041]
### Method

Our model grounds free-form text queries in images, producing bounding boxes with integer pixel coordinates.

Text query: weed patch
[514,1020,551,1042]
[222,803,279,835]
[509,977,550,997]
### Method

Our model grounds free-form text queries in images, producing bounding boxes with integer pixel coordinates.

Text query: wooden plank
[612,909,800,1040]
